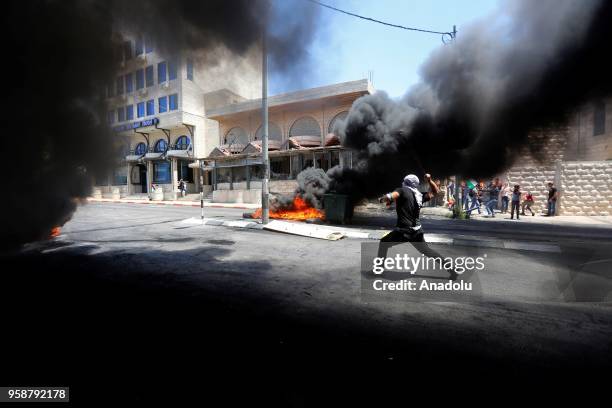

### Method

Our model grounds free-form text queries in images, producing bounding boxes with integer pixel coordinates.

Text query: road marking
[503,241,561,253]
[176,218,564,253]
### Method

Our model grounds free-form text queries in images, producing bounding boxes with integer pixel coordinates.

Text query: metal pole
[449,25,464,218]
[261,27,270,224]
[200,162,205,223]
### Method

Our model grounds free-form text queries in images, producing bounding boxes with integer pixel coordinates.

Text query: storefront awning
[209,157,264,168]
[125,155,144,162]
[166,149,192,159]
[144,152,164,161]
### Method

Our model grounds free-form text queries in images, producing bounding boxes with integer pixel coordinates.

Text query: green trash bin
[323,193,353,224]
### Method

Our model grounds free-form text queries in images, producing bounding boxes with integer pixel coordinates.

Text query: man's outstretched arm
[379,191,399,205]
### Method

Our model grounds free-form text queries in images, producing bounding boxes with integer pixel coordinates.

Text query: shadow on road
[1,239,611,404]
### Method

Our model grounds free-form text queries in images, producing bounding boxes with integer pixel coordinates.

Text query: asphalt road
[2,202,612,405]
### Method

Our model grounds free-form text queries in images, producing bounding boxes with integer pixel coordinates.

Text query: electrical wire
[306,0,453,36]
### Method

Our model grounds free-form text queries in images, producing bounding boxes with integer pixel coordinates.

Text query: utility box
[323,193,353,224]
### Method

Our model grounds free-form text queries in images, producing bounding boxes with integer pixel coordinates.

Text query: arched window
[255,123,282,141]
[175,135,191,150]
[328,111,348,134]
[154,139,167,153]
[289,116,321,137]
[134,142,147,155]
[224,127,249,145]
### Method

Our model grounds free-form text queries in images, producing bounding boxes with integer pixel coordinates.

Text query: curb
[86,198,258,210]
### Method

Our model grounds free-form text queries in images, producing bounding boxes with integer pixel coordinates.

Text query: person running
[377,173,458,281]
[460,180,469,211]
[510,184,521,220]
[484,179,500,217]
[546,182,559,216]
[521,191,535,216]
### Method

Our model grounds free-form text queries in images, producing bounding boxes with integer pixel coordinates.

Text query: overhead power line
[306,0,453,36]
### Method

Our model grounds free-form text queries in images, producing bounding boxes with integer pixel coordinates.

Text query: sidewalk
[418,206,612,227]
[87,197,260,209]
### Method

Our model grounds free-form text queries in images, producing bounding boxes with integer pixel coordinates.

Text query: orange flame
[49,226,61,238]
[252,196,324,221]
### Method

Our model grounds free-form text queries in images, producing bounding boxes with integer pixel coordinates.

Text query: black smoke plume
[328,0,612,203]
[4,0,320,248]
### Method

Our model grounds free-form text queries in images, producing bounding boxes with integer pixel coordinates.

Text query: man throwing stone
[377,173,458,280]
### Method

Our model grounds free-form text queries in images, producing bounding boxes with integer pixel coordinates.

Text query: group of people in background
[446,178,559,219]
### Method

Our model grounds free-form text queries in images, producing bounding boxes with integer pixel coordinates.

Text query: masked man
[378,173,458,281]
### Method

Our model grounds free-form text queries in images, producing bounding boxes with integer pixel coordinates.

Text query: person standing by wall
[500,182,511,214]
[546,182,559,216]
[510,184,522,220]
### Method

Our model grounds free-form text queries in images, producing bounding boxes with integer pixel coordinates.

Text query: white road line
[503,241,561,253]
[177,218,563,252]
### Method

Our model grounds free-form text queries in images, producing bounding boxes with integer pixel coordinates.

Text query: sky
[270,0,500,98]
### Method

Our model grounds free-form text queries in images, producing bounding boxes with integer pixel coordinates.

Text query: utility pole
[261,27,270,224]
[446,25,464,219]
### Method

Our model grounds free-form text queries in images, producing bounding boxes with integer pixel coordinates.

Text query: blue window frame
[137,102,145,118]
[158,62,167,83]
[146,99,154,116]
[145,66,154,87]
[116,76,124,95]
[169,93,178,111]
[117,106,125,122]
[168,60,177,80]
[153,161,171,183]
[134,142,146,155]
[107,110,115,124]
[136,69,144,90]
[154,139,167,153]
[158,96,168,113]
[125,73,133,93]
[175,135,190,150]
[186,58,193,81]
[126,105,134,120]
[123,40,132,60]
[135,37,144,55]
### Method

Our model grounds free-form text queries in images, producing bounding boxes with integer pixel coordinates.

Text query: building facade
[202,79,373,203]
[95,34,261,200]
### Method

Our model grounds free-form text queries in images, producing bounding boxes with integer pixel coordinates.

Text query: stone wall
[504,128,567,214]
[560,161,612,216]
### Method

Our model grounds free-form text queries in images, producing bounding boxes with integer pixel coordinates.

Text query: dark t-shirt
[548,187,557,201]
[394,187,430,230]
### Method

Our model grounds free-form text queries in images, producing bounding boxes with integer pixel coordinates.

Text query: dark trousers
[377,228,446,261]
[511,201,520,219]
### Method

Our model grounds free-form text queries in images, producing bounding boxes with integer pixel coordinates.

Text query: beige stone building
[201,79,373,203]
[504,99,612,215]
